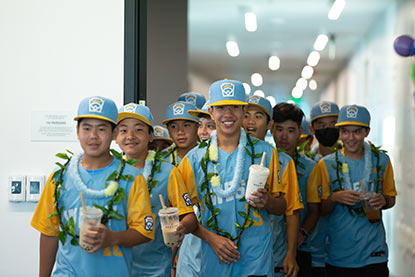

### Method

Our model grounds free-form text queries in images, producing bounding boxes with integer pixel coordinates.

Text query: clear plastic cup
[158,207,180,247]
[245,164,270,204]
[360,191,380,223]
[79,206,103,251]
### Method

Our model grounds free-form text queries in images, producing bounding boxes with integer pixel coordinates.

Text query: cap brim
[247,103,270,116]
[117,112,152,127]
[209,100,248,106]
[311,114,339,122]
[74,115,116,125]
[188,109,211,118]
[335,121,369,128]
[162,117,199,125]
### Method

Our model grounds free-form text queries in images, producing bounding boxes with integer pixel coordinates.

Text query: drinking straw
[260,152,267,166]
[79,192,91,223]
[159,194,170,225]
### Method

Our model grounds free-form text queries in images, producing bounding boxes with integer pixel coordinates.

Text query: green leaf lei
[199,134,261,247]
[49,149,136,245]
[330,142,385,217]
[163,143,178,167]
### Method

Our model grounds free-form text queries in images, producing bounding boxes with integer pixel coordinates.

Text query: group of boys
[31,78,397,277]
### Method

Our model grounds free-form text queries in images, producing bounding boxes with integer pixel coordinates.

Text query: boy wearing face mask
[308,101,340,277]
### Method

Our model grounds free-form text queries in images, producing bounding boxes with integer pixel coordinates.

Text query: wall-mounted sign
[31,111,77,142]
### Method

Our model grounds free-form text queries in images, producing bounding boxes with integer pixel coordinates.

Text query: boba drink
[79,207,103,251]
[245,164,270,204]
[158,207,180,247]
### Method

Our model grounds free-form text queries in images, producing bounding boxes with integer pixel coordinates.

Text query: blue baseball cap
[300,118,312,137]
[310,101,339,122]
[336,104,371,128]
[209,79,248,106]
[74,96,118,125]
[178,92,207,109]
[188,101,211,119]
[152,125,173,143]
[247,95,273,119]
[117,103,154,128]
[162,101,199,125]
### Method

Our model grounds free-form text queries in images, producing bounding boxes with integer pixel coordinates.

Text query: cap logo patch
[185,95,196,105]
[346,106,358,118]
[319,103,331,114]
[124,103,137,113]
[89,97,105,113]
[220,83,235,97]
[249,96,260,104]
[173,103,185,115]
[154,126,164,137]
[144,216,153,231]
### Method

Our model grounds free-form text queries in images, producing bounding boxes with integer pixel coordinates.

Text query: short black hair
[77,118,116,131]
[272,103,304,128]
[198,113,212,120]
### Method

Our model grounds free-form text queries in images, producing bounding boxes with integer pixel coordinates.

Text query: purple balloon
[394,35,414,57]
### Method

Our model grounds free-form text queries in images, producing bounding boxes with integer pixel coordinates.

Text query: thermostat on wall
[9,175,26,202]
[26,175,45,202]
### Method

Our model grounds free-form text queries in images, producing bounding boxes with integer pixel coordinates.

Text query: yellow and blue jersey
[132,161,194,276]
[318,150,397,268]
[31,157,154,276]
[271,151,304,268]
[178,138,284,276]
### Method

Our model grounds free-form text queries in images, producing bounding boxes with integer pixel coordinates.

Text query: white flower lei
[341,140,372,191]
[208,128,247,198]
[143,150,156,182]
[68,152,119,199]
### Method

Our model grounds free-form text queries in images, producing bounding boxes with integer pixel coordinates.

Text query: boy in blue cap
[115,103,197,276]
[243,96,304,276]
[318,104,396,276]
[272,103,321,277]
[189,101,216,142]
[163,101,200,166]
[178,79,291,276]
[31,96,154,276]
[308,100,340,276]
[242,95,274,140]
[149,125,173,152]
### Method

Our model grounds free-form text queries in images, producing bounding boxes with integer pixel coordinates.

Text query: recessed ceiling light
[266,96,276,107]
[226,41,240,57]
[254,90,265,97]
[244,12,257,32]
[251,73,263,87]
[296,78,308,91]
[314,34,329,51]
[309,79,318,90]
[268,56,281,71]
[301,66,314,79]
[307,51,321,67]
[291,87,304,99]
[328,0,346,20]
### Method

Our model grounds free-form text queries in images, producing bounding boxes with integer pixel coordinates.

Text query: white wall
[321,0,415,275]
[0,1,125,275]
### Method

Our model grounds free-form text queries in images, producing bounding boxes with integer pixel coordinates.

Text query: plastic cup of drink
[158,207,180,247]
[79,206,103,251]
[245,164,270,204]
[360,192,380,223]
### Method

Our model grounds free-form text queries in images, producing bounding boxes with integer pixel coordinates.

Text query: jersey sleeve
[127,175,155,240]
[167,167,194,216]
[30,172,60,236]
[267,148,283,196]
[306,164,322,203]
[177,156,199,205]
[282,159,304,215]
[382,159,397,197]
[318,160,331,200]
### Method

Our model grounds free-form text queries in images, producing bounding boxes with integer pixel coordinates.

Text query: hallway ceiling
[188,0,393,104]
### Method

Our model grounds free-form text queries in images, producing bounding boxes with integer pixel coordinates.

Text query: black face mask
[314,127,339,147]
